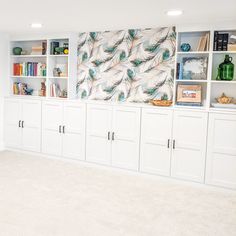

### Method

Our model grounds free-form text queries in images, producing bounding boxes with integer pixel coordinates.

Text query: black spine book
[50,42,59,55]
[213,31,218,51]
[222,33,229,51]
[176,63,180,80]
[217,33,223,51]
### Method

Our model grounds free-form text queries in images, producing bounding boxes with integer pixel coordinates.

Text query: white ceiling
[1,0,236,34]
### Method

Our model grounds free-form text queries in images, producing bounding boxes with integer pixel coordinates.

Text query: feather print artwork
[77,27,176,102]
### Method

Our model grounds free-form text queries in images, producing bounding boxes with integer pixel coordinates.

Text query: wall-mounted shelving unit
[174,28,236,112]
[10,35,77,99]
[9,29,236,112]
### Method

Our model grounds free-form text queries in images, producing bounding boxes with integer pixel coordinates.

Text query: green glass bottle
[219,55,234,81]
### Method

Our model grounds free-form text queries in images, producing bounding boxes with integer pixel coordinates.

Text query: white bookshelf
[10,35,77,99]
[174,28,236,111]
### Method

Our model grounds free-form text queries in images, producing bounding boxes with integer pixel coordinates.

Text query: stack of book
[31,42,47,55]
[13,82,28,95]
[13,62,46,77]
[196,33,210,51]
[213,32,229,51]
[50,83,61,97]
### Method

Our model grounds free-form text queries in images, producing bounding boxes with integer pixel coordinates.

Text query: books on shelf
[197,33,210,51]
[13,62,46,77]
[50,83,61,97]
[13,82,32,95]
[213,31,229,51]
[176,102,202,107]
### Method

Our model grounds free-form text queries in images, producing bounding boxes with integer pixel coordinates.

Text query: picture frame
[182,57,208,80]
[177,84,202,104]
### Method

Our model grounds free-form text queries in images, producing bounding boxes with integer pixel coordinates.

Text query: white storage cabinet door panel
[21,100,41,152]
[206,113,236,189]
[62,102,86,160]
[140,109,173,176]
[171,111,208,183]
[111,106,141,171]
[42,101,63,156]
[4,98,21,148]
[86,104,112,165]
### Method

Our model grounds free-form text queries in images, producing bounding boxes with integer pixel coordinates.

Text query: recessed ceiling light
[31,23,42,28]
[166,10,183,16]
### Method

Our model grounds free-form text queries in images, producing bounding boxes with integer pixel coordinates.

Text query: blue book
[178,62,183,80]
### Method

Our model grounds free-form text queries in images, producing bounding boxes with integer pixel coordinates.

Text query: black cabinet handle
[59,125,61,133]
[22,121,24,128]
[167,139,170,148]
[173,140,176,149]
[18,120,21,128]
[63,126,65,134]
[112,132,114,141]
[108,132,110,140]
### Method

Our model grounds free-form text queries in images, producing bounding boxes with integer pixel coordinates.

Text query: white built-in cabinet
[140,109,208,183]
[171,111,208,182]
[42,100,86,160]
[4,97,236,190]
[4,98,41,152]
[206,113,236,189]
[140,109,173,176]
[86,104,141,170]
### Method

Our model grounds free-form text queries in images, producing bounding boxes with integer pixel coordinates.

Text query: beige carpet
[0,151,235,236]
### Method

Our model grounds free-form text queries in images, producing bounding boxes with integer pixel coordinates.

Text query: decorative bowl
[150,100,173,107]
[180,43,191,52]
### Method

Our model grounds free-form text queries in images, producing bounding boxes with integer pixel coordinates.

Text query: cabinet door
[111,106,141,171]
[140,108,173,176]
[171,111,208,183]
[4,98,22,148]
[206,113,236,189]
[21,100,41,152]
[86,104,112,165]
[62,102,86,160]
[42,101,63,156]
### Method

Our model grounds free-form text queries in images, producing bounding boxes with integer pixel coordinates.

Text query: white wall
[0,33,9,150]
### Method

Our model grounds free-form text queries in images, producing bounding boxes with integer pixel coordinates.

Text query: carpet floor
[0,151,235,236]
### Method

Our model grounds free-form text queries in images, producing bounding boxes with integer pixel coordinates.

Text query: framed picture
[182,57,208,80]
[177,84,202,103]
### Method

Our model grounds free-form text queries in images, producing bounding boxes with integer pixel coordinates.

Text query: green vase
[218,55,234,81]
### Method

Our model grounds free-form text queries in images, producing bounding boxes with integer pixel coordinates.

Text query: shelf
[177,51,209,54]
[211,80,236,84]
[176,80,208,83]
[11,55,47,58]
[11,76,46,79]
[173,105,207,110]
[49,54,69,57]
[213,51,236,54]
[48,76,68,79]
[209,107,236,113]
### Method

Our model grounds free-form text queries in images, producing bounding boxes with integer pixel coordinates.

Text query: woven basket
[150,100,173,107]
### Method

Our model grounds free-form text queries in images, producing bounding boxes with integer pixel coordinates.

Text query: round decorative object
[63,48,69,54]
[180,43,191,52]
[215,93,233,104]
[13,47,22,55]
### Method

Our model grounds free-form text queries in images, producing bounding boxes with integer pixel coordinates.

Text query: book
[217,34,223,51]
[50,41,59,55]
[197,35,207,51]
[176,102,202,106]
[42,42,47,55]
[213,31,218,51]
[222,33,229,51]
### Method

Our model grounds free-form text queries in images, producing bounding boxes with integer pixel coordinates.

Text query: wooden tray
[150,100,173,107]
